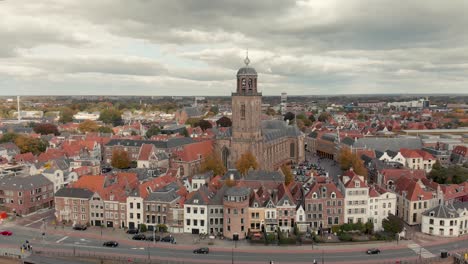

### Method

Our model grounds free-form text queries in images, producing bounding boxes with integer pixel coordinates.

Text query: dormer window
[430,212,434,216]
[312,192,318,199]
[194,199,199,204]
[254,202,258,208]
[355,181,360,188]
[331,192,336,199]
[284,200,289,206]
[110,195,114,201]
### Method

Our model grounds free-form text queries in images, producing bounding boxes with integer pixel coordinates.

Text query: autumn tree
[224,178,237,187]
[235,152,259,176]
[78,120,99,133]
[351,155,368,178]
[14,136,48,155]
[338,148,353,171]
[265,107,276,116]
[99,108,122,126]
[111,149,130,169]
[200,154,226,176]
[216,116,232,127]
[33,123,60,136]
[281,164,294,185]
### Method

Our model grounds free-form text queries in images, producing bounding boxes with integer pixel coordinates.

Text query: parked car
[366,248,381,254]
[146,235,160,242]
[132,234,146,240]
[161,235,174,243]
[103,241,119,247]
[0,230,13,236]
[126,229,139,234]
[193,247,209,254]
[72,224,87,231]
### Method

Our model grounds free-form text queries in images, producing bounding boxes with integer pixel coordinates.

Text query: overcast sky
[1,0,467,96]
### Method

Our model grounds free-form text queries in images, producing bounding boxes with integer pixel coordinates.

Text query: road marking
[407,243,435,258]
[131,248,145,250]
[24,218,45,227]
[56,236,68,243]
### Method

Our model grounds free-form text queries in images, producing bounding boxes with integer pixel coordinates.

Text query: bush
[338,232,353,242]
[139,224,147,233]
[331,225,341,234]
[157,224,168,233]
[266,233,276,243]
[374,232,394,241]
[279,237,296,245]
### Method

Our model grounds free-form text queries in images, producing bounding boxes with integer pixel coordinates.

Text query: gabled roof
[394,177,435,201]
[172,140,213,162]
[138,144,154,161]
[305,181,344,200]
[341,169,368,188]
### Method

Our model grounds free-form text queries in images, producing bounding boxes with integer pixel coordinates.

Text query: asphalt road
[2,226,467,264]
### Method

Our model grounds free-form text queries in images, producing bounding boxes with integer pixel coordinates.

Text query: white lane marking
[407,243,435,258]
[131,248,145,250]
[24,218,45,227]
[56,236,69,243]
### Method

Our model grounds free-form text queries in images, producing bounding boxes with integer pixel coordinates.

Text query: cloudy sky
[1,0,467,96]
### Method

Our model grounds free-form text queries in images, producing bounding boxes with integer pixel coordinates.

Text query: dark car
[132,234,146,240]
[161,235,174,243]
[193,247,209,254]
[126,229,139,234]
[103,241,119,247]
[72,224,87,231]
[101,167,112,173]
[146,235,160,242]
[366,248,381,254]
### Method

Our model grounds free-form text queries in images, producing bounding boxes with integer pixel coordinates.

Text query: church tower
[229,53,263,168]
[231,53,262,140]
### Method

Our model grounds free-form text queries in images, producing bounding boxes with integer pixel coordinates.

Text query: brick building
[0,174,54,216]
[54,188,94,225]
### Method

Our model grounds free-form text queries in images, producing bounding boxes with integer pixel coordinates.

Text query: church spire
[244,49,250,67]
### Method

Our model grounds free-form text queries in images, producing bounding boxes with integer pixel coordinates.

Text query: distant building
[73,112,100,121]
[421,201,468,237]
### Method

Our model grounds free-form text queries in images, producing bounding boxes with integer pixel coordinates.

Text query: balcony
[264,218,278,225]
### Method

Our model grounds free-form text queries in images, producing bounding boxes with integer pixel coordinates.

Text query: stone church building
[214,55,305,171]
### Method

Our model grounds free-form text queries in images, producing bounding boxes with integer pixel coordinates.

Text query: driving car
[72,224,87,231]
[366,248,381,254]
[0,230,13,236]
[103,241,119,247]
[193,247,209,254]
[132,234,146,240]
[126,229,139,234]
[146,235,160,242]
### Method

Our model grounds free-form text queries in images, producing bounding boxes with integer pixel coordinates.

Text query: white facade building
[421,202,468,237]
[339,169,369,224]
[368,187,397,231]
[126,196,144,230]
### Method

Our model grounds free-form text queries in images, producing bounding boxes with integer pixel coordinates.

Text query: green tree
[216,116,232,127]
[318,112,330,122]
[33,123,60,136]
[296,114,307,120]
[195,120,213,131]
[235,152,259,176]
[99,108,122,125]
[382,214,403,235]
[200,154,226,176]
[111,149,130,169]
[185,117,201,127]
[284,112,295,122]
[145,125,161,138]
[139,224,147,233]
[59,107,75,123]
[0,132,19,143]
[181,128,189,137]
[308,115,316,122]
[281,164,294,185]
[97,126,114,134]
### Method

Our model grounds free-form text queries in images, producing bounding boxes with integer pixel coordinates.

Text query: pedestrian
[27,244,30,251]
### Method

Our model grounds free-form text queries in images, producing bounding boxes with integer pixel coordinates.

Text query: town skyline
[2,1,468,96]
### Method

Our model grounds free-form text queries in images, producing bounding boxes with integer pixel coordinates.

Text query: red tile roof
[173,140,213,162]
[14,152,36,163]
[394,177,435,201]
[138,144,154,161]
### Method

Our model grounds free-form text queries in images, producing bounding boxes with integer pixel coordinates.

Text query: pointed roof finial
[244,49,250,66]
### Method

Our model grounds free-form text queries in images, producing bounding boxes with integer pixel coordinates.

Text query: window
[194,220,198,226]
[241,104,246,119]
[194,208,198,214]
[440,220,445,226]
[201,220,205,226]
[201,208,205,214]
[137,213,141,219]
[130,203,133,209]
[187,207,191,214]
[186,219,190,226]
[130,213,134,219]
[137,203,141,209]
[18,192,22,197]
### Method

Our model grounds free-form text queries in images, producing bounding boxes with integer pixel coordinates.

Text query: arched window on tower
[248,79,253,93]
[290,143,295,158]
[241,104,246,120]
